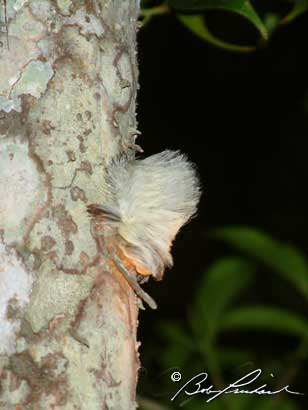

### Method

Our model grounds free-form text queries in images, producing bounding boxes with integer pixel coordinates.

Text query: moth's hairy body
[88,150,201,283]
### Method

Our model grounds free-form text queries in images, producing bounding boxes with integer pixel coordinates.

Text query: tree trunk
[0,1,140,409]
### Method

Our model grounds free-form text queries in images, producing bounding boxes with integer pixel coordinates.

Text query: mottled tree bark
[0,1,141,409]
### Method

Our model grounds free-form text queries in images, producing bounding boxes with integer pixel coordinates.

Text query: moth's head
[87,204,121,223]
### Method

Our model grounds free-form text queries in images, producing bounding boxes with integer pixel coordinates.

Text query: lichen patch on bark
[0,243,33,356]
[0,137,48,245]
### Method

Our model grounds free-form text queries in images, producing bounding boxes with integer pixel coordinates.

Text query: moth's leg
[112,254,157,310]
[138,275,149,285]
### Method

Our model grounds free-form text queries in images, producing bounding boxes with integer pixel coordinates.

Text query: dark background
[136,7,308,408]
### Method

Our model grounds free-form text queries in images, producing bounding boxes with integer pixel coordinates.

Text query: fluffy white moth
[88,150,201,309]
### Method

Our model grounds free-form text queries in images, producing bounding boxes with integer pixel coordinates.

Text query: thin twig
[139,2,170,27]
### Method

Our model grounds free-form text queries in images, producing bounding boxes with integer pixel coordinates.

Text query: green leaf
[169,0,247,10]
[192,257,255,343]
[170,0,268,40]
[177,14,255,52]
[283,0,308,24]
[212,227,308,300]
[264,13,280,35]
[221,306,308,339]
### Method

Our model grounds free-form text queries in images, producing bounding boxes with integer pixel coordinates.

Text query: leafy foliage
[211,227,308,299]
[140,0,308,51]
[177,14,256,52]
[221,306,308,338]
[138,228,308,410]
